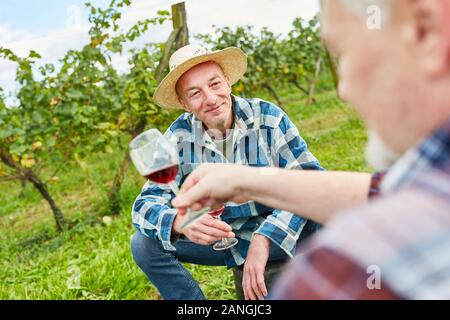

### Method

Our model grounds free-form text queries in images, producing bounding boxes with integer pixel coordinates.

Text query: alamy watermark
[366,5,382,30]
[366,265,382,290]
[67,263,81,289]
[66,5,82,30]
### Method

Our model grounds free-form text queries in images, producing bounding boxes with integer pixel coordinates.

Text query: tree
[0,0,171,229]
[283,15,325,104]
[0,49,67,231]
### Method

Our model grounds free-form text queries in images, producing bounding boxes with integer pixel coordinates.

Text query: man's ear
[407,0,450,77]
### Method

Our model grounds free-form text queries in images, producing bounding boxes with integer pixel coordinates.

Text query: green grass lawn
[0,86,371,299]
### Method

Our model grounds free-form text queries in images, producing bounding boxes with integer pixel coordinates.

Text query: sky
[0,0,320,106]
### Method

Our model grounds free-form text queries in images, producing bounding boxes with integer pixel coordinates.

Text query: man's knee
[130,231,161,267]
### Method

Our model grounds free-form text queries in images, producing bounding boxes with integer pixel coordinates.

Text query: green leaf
[94,123,110,131]
[29,50,42,59]
[0,128,13,139]
[10,144,28,156]
[31,111,44,123]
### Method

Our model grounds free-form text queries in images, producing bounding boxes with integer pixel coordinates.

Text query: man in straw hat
[130,44,324,300]
[173,0,450,299]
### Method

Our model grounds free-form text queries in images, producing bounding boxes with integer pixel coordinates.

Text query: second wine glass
[208,205,238,250]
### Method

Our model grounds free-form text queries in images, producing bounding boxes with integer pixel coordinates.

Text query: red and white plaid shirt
[270,118,450,299]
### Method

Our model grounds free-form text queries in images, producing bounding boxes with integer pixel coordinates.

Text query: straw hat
[153,44,247,109]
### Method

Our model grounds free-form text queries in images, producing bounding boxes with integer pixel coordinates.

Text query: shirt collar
[189,95,255,146]
[381,117,450,193]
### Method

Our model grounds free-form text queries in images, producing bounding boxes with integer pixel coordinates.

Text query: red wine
[145,165,178,184]
[208,206,225,218]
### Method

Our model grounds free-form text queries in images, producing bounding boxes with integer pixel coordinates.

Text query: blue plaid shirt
[132,95,323,268]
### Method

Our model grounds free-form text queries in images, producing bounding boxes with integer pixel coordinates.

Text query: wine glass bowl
[129,129,179,182]
[145,165,179,184]
[129,128,210,228]
[207,205,225,218]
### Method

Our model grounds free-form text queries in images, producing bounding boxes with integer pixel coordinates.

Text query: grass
[0,85,371,300]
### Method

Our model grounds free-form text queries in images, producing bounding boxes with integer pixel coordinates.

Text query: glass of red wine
[208,205,238,250]
[129,129,209,228]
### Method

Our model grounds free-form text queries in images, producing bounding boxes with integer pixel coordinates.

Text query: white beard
[365,130,401,171]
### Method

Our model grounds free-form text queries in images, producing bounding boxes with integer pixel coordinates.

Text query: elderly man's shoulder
[325,166,450,239]
[305,166,450,299]
[311,165,450,271]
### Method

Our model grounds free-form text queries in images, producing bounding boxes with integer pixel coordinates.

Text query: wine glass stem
[213,215,225,242]
[169,181,180,195]
[170,180,194,218]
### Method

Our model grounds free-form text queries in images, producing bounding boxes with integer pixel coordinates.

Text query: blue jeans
[131,232,290,300]
[130,220,322,300]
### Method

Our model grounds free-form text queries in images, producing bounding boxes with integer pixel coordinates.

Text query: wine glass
[129,128,209,228]
[208,205,238,250]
